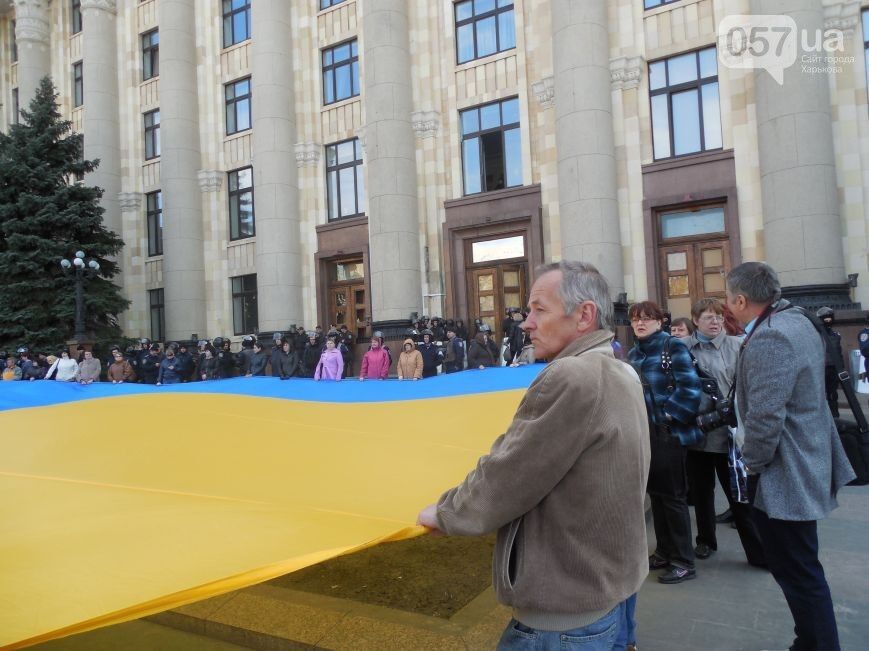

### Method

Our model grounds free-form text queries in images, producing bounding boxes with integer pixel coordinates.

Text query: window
[141,29,159,81]
[11,89,18,125]
[71,0,82,34]
[644,0,681,9]
[864,10,869,103]
[225,77,251,135]
[146,191,163,256]
[455,0,516,65]
[320,0,346,8]
[228,167,255,240]
[322,40,359,105]
[144,110,160,160]
[149,288,165,342]
[471,235,525,263]
[231,274,258,335]
[660,206,725,239]
[460,97,522,194]
[649,47,722,160]
[10,21,17,63]
[222,0,251,48]
[73,62,83,107]
[326,138,365,220]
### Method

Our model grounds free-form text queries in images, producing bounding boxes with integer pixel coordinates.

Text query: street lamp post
[60,250,101,343]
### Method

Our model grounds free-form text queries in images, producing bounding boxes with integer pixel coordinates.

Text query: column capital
[13,0,50,44]
[610,56,644,91]
[81,0,117,13]
[197,170,223,193]
[531,77,555,109]
[117,192,143,212]
[411,111,441,139]
[823,0,861,36]
[294,142,322,167]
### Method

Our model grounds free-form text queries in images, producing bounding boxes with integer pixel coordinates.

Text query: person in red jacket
[359,332,390,380]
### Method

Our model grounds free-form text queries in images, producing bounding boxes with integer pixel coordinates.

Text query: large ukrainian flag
[0,367,540,648]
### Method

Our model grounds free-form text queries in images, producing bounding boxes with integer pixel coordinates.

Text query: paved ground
[33,486,868,650]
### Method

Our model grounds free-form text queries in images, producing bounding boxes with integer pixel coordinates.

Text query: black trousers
[752,509,840,651]
[824,366,840,417]
[687,449,765,566]
[648,436,695,569]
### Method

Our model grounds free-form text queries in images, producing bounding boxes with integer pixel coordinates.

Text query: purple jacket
[314,348,344,380]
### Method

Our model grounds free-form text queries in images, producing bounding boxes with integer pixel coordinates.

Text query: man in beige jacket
[418,261,650,650]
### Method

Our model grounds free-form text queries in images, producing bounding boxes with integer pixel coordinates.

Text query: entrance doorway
[327,258,369,340]
[466,234,528,341]
[657,206,731,318]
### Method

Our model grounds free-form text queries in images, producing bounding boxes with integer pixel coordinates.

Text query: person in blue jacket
[628,300,702,585]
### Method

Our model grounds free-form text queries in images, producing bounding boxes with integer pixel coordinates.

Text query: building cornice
[611,56,644,91]
[824,0,861,36]
[81,0,117,13]
[197,170,223,193]
[295,142,322,167]
[118,192,143,212]
[411,111,440,139]
[13,0,49,43]
[531,77,554,109]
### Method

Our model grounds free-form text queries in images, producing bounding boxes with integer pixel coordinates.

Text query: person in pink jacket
[314,339,344,381]
[359,333,390,380]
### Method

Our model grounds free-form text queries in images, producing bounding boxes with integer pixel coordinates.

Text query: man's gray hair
[536,261,613,330]
[725,261,781,305]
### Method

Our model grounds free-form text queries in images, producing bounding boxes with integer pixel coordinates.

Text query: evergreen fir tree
[0,77,128,352]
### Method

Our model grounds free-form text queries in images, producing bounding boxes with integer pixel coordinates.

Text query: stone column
[251,0,303,332]
[363,0,422,327]
[159,0,206,340]
[752,0,845,293]
[551,0,624,296]
[81,0,121,237]
[13,0,50,114]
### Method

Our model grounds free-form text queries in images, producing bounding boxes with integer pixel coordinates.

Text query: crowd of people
[0,314,538,386]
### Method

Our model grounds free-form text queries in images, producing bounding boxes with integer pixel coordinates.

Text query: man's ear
[576,301,598,332]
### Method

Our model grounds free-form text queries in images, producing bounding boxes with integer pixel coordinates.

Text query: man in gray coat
[726,262,855,651]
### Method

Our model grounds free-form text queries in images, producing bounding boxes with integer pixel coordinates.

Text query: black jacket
[467,334,499,368]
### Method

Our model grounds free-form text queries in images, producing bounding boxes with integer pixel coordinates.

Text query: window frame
[222,0,251,49]
[148,288,165,343]
[71,0,82,35]
[321,38,360,106]
[231,274,258,336]
[228,166,256,241]
[319,0,346,9]
[141,29,159,81]
[325,138,365,221]
[146,190,163,257]
[73,61,84,107]
[224,77,252,136]
[460,96,523,196]
[144,109,161,160]
[644,0,681,10]
[454,0,516,65]
[648,47,722,161]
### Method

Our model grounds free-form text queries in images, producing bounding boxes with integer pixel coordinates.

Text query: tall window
[228,167,255,240]
[144,110,161,160]
[141,29,159,81]
[11,89,18,125]
[455,0,516,65]
[320,0,346,8]
[326,138,365,220]
[146,191,163,257]
[231,274,258,335]
[149,288,165,342]
[863,10,869,103]
[460,97,522,195]
[71,0,82,34]
[322,40,359,105]
[225,78,251,135]
[644,0,680,9]
[73,62,83,107]
[222,0,251,48]
[649,47,722,160]
[10,21,17,63]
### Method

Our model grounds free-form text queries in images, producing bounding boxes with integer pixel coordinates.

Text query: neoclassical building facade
[1,0,867,343]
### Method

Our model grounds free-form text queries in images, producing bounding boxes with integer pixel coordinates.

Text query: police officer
[818,307,843,418]
[417,329,442,378]
[301,332,321,378]
[237,335,257,376]
[214,337,236,379]
[135,338,152,382]
[156,344,183,385]
[139,343,163,385]
[174,342,194,382]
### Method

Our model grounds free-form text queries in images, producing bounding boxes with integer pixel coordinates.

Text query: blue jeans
[497,597,635,650]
